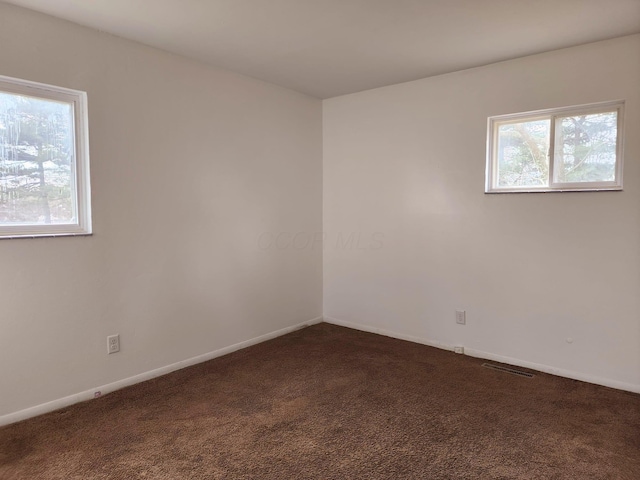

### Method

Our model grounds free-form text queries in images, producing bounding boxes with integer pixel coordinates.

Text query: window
[0,75,91,238]
[486,101,624,193]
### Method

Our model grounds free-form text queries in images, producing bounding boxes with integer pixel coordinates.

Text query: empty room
[0,1,639,478]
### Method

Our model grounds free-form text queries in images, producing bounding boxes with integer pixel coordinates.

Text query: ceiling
[4,0,640,98]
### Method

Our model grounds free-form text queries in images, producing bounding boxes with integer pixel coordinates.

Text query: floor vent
[482,363,534,378]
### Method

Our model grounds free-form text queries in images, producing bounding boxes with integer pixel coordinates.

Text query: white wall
[0,3,322,420]
[323,35,640,391]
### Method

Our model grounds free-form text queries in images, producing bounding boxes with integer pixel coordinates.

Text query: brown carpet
[1,323,639,479]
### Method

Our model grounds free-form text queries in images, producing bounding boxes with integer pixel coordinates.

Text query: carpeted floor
[1,323,639,479]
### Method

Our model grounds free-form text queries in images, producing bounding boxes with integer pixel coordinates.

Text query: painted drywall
[323,35,640,391]
[0,3,322,419]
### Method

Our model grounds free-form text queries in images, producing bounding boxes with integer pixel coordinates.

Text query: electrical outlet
[455,310,466,325]
[107,334,120,354]
[454,346,464,354]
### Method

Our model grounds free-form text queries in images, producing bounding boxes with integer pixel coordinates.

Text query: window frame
[485,100,625,193]
[0,75,91,238]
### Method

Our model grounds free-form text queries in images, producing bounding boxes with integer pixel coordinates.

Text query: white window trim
[485,100,624,193]
[0,75,91,238]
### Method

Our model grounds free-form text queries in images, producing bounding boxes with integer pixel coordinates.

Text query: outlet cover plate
[107,334,120,354]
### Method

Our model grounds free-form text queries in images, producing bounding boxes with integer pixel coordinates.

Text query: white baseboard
[0,316,323,427]
[462,347,640,394]
[323,316,640,394]
[324,316,456,352]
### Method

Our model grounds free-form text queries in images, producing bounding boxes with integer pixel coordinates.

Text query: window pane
[553,111,617,184]
[496,119,550,188]
[0,92,75,225]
